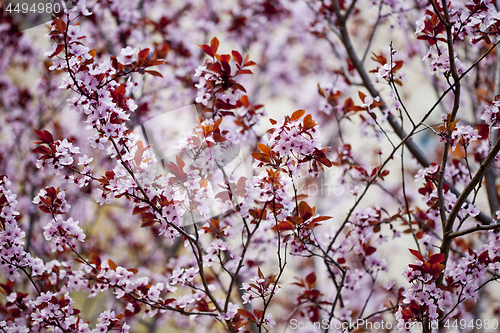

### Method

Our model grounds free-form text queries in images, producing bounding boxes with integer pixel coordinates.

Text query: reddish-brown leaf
[428,253,445,265]
[291,109,305,121]
[145,70,163,78]
[141,220,157,228]
[237,309,256,321]
[258,143,272,156]
[310,216,332,223]
[34,129,54,144]
[210,37,219,54]
[251,152,270,163]
[258,267,264,279]
[236,69,253,75]
[138,48,149,62]
[364,245,376,256]
[199,44,214,57]
[231,50,242,64]
[305,272,316,289]
[272,220,295,231]
[108,259,117,271]
[298,201,313,221]
[50,44,65,58]
[409,249,424,261]
[358,91,367,102]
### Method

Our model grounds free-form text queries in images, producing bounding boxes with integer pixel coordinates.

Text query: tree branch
[438,134,500,285]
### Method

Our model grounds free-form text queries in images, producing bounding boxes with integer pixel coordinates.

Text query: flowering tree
[3,0,500,332]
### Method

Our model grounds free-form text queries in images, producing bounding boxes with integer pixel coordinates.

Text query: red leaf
[91,253,101,268]
[221,60,231,75]
[353,165,368,177]
[364,246,376,256]
[298,201,312,219]
[478,250,489,263]
[409,249,424,261]
[232,50,242,64]
[132,206,149,215]
[49,44,65,58]
[208,62,221,73]
[52,17,66,33]
[199,44,214,57]
[34,129,54,144]
[108,259,117,271]
[393,60,404,71]
[291,109,305,121]
[305,272,316,288]
[210,37,219,53]
[236,69,253,75]
[251,152,270,163]
[358,91,367,102]
[141,220,157,228]
[258,143,272,156]
[138,48,150,62]
[0,281,13,295]
[219,54,231,63]
[237,309,256,321]
[231,82,247,92]
[244,60,256,67]
[379,170,390,178]
[176,155,185,169]
[146,59,165,67]
[310,216,332,223]
[33,146,52,155]
[145,70,163,78]
[428,253,445,265]
[272,221,295,231]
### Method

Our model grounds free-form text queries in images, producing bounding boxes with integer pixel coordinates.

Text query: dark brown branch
[361,3,383,64]
[484,165,498,217]
[435,0,462,231]
[438,134,500,285]
[448,221,500,238]
[485,39,500,217]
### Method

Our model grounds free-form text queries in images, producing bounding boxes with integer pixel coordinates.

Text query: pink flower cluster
[0,176,45,281]
[397,250,446,331]
[481,96,500,128]
[240,269,281,305]
[254,110,332,177]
